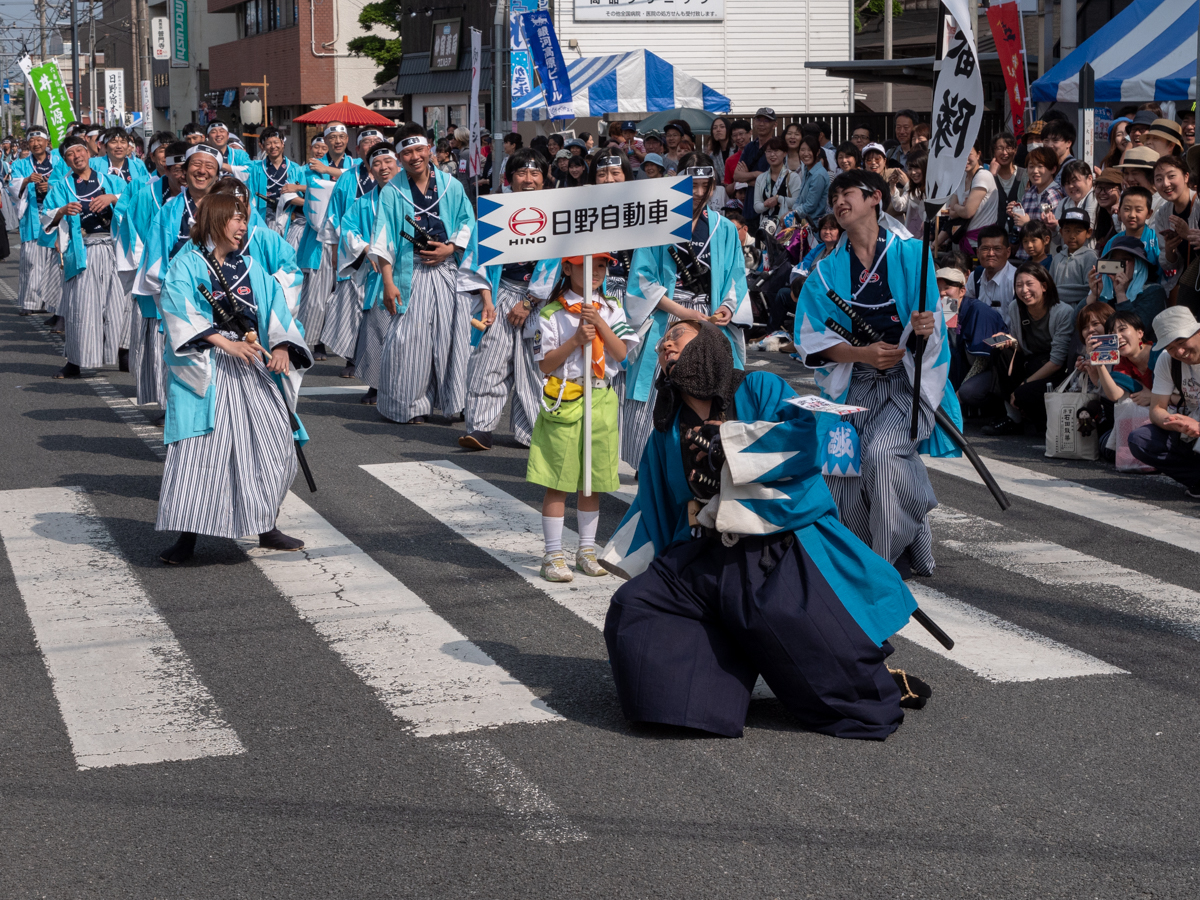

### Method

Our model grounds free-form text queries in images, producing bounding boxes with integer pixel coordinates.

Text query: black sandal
[53,363,81,379]
[889,668,933,710]
[259,528,304,551]
[160,532,197,565]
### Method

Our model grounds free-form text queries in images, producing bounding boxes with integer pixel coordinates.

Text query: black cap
[620,121,637,132]
[1103,234,1151,265]
[1060,208,1091,230]
[754,107,777,121]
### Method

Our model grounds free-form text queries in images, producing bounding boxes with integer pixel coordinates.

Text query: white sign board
[476,176,693,267]
[151,17,170,60]
[574,0,723,21]
[925,0,984,207]
[141,79,153,137]
[104,69,125,126]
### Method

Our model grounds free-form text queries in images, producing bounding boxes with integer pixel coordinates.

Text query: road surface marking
[0,487,243,769]
[299,385,369,396]
[242,492,560,737]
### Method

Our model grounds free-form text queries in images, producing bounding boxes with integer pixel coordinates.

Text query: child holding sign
[528,253,640,583]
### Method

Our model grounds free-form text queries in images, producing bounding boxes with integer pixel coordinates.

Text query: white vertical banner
[468,27,482,181]
[925,0,984,208]
[105,69,125,127]
[141,80,153,137]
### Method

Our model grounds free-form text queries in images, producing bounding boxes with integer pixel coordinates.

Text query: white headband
[310,136,326,147]
[206,121,227,133]
[399,135,429,150]
[185,144,222,166]
[595,156,623,169]
[367,147,397,163]
[357,129,384,145]
[324,124,347,137]
[149,140,164,154]
[27,127,47,138]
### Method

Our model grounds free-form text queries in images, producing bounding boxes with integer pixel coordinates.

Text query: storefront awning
[393,52,492,97]
[1031,0,1197,103]
[513,49,730,122]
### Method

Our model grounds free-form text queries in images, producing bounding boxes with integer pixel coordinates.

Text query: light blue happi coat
[338,188,384,312]
[795,224,963,460]
[91,154,152,187]
[321,158,369,251]
[9,152,68,242]
[624,210,750,403]
[244,220,305,318]
[37,169,132,280]
[298,155,356,270]
[248,157,306,231]
[158,246,312,445]
[132,188,198,303]
[117,176,169,318]
[367,168,475,315]
[599,370,917,647]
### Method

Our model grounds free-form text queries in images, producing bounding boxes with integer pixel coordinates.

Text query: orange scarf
[563,297,606,379]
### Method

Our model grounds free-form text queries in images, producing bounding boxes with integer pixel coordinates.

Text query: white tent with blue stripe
[1031,0,1197,103]
[513,49,731,122]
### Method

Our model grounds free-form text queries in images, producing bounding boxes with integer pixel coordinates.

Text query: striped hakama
[620,289,734,469]
[825,363,938,575]
[116,269,135,350]
[18,240,63,313]
[297,243,337,345]
[156,346,296,538]
[323,277,365,360]
[464,278,542,446]
[377,258,467,422]
[127,311,165,406]
[285,218,305,251]
[353,302,390,390]
[60,235,126,368]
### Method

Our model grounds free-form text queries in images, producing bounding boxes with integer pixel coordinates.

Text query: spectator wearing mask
[1020,220,1053,268]
[733,108,776,232]
[1128,306,1200,498]
[1143,119,1185,159]
[887,109,918,168]
[1152,155,1196,288]
[990,131,1027,234]
[753,137,802,229]
[972,263,1075,435]
[942,139,997,255]
[1103,185,1159,266]
[1086,235,1168,339]
[1050,209,1098,308]
[1009,148,1064,230]
[835,141,861,172]
[1093,168,1124,248]
[1040,120,1077,185]
[793,135,830,227]
[965,225,1018,325]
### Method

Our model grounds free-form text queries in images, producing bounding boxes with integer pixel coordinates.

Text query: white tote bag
[1045,371,1099,460]
[1111,398,1156,473]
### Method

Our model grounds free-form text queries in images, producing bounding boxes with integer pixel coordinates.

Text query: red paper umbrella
[293,96,395,127]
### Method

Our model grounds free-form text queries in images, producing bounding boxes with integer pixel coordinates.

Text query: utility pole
[70,0,80,122]
[88,0,96,124]
[37,0,46,62]
[883,0,893,113]
[130,0,140,126]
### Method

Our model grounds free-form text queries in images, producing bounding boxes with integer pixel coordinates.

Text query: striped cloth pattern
[824,364,938,576]
[297,243,337,345]
[156,348,296,538]
[353,303,390,390]
[376,259,467,423]
[322,277,365,360]
[285,219,306,252]
[61,237,126,368]
[127,311,165,407]
[18,241,63,313]
[618,288,711,470]
[464,278,542,445]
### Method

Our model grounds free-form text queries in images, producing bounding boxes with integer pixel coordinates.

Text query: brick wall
[208,20,335,106]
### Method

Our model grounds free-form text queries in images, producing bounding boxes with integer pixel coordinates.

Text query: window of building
[241,0,295,37]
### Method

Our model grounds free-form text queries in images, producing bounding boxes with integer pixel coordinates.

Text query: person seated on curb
[1076,310,1158,460]
[962,263,1075,436]
[965,225,1018,326]
[1128,306,1200,499]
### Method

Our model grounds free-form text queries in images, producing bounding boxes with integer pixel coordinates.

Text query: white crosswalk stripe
[0,487,244,769]
[240,492,561,737]
[926,454,1200,555]
[365,459,1126,685]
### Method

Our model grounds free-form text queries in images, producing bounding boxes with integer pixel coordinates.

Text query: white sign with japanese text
[151,17,170,60]
[925,0,984,208]
[574,0,723,21]
[476,176,693,267]
[105,69,125,127]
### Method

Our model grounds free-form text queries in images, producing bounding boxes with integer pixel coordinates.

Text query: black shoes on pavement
[259,528,305,551]
[458,430,493,451]
[981,417,1025,436]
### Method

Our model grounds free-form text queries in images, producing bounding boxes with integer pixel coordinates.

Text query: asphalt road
[2,253,1199,899]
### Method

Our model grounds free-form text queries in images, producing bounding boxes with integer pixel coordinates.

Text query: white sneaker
[574,546,607,577]
[540,550,574,583]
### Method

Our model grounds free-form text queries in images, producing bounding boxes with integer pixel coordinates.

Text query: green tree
[348,0,403,86]
[856,0,904,33]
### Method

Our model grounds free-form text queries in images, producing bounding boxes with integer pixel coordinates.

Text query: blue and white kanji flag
[520,10,573,119]
[926,0,985,210]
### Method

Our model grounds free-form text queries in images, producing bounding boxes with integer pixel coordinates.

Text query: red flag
[987,1,1028,138]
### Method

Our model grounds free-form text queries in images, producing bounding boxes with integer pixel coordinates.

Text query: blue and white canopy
[1031,0,1197,103]
[513,49,731,122]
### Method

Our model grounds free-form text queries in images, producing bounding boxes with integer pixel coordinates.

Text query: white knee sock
[577,508,600,550]
[542,516,564,554]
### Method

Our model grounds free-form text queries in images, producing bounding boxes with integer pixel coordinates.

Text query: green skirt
[527,386,620,494]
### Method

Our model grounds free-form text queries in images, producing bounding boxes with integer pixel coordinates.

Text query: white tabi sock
[577,509,600,550]
[542,516,564,554]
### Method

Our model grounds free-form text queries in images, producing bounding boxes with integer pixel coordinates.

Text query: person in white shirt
[965,225,1017,327]
[752,137,802,230]
[941,140,997,255]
